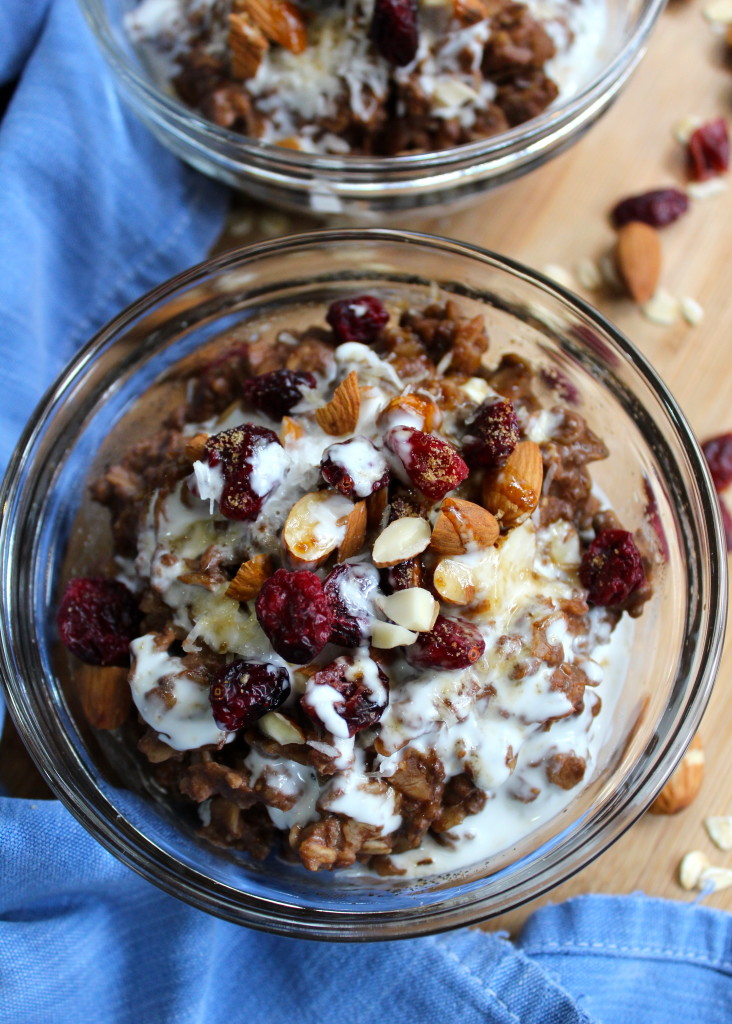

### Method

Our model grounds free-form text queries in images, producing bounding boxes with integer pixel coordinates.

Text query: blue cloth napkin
[1,4,731,1023]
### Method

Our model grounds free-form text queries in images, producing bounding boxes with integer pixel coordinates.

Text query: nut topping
[337,501,367,561]
[372,515,432,567]
[430,497,500,556]
[316,371,361,436]
[226,554,274,602]
[376,587,440,632]
[615,222,662,304]
[228,13,269,80]
[184,432,209,463]
[481,440,543,527]
[283,491,354,568]
[649,734,704,814]
[433,559,476,605]
[236,0,308,54]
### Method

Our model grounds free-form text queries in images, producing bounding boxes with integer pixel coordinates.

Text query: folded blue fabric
[1,4,731,1024]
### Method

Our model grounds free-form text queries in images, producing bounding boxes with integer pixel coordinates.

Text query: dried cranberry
[702,432,732,491]
[242,369,317,420]
[203,423,286,521]
[579,529,645,607]
[406,615,485,670]
[323,562,381,646]
[321,436,390,499]
[539,367,579,405]
[687,118,729,181]
[385,426,469,502]
[210,660,290,731]
[461,399,520,468]
[301,654,389,736]
[57,577,140,666]
[370,0,419,66]
[326,295,389,343]
[255,569,333,664]
[611,189,689,229]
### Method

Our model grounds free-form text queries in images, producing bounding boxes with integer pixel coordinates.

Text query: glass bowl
[78,0,666,218]
[0,230,725,940]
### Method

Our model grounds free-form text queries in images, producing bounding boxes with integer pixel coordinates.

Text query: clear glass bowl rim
[77,0,667,181]
[0,228,726,940]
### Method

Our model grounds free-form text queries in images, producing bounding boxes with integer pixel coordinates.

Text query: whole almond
[184,433,209,463]
[226,554,273,602]
[316,371,361,435]
[649,733,704,814]
[283,491,353,568]
[376,393,442,432]
[77,664,131,730]
[366,486,388,530]
[237,0,307,53]
[228,12,269,79]
[433,559,476,605]
[482,440,543,528]
[615,222,661,304]
[280,416,304,445]
[431,497,499,556]
[338,501,367,560]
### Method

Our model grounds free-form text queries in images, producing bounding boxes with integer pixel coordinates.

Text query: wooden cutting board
[2,0,730,930]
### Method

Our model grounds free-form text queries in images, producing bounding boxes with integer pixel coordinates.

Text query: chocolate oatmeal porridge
[57,292,652,877]
[125,0,607,155]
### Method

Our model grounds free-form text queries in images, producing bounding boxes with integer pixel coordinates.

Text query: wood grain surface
[2,0,731,930]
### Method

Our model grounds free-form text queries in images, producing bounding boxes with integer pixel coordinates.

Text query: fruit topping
[687,118,729,181]
[321,436,390,498]
[462,398,520,468]
[198,423,287,521]
[405,614,485,670]
[369,0,419,67]
[611,189,689,229]
[57,577,140,666]
[385,426,469,502]
[326,295,389,343]
[241,368,317,420]
[301,654,389,736]
[579,529,645,607]
[255,568,333,663]
[210,660,290,731]
[323,562,381,647]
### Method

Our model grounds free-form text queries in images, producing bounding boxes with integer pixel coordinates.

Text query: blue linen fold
[0,3,731,1023]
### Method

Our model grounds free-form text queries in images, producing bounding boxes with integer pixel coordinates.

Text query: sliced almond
[370,620,419,649]
[376,393,442,432]
[258,711,306,745]
[431,497,499,556]
[698,866,732,893]
[372,516,432,568]
[184,432,209,463]
[337,501,367,560]
[704,816,732,851]
[376,588,439,632]
[228,12,269,80]
[316,371,360,436]
[679,850,710,891]
[615,222,662,304]
[280,416,304,445]
[283,491,353,568]
[482,441,543,528]
[76,664,131,731]
[433,559,476,605]
[366,486,388,530]
[226,554,273,602]
[237,0,307,53]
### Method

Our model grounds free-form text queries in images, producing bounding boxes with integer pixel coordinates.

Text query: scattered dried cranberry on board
[687,118,729,181]
[57,577,140,666]
[702,432,732,491]
[326,295,389,344]
[369,0,419,67]
[210,661,290,731]
[406,615,485,670]
[385,426,469,502]
[579,529,645,607]
[462,398,520,468]
[203,424,285,521]
[611,189,689,229]
[301,655,389,736]
[242,369,316,420]
[255,569,333,663]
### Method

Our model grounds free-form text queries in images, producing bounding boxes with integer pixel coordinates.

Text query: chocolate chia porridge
[125,0,607,155]
[57,293,652,877]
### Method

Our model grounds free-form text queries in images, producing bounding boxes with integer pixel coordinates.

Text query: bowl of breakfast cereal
[0,230,724,938]
[79,0,665,215]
